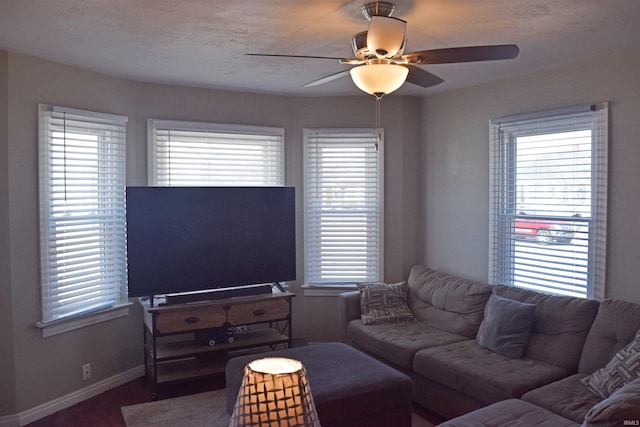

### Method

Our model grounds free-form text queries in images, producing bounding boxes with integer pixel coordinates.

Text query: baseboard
[0,365,144,427]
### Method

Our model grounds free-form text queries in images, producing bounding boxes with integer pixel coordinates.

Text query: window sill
[302,284,358,297]
[37,303,132,338]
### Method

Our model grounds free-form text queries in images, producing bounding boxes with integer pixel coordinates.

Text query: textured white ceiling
[1,0,639,96]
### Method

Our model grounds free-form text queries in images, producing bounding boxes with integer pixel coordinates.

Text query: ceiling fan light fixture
[350,63,408,97]
[367,16,407,58]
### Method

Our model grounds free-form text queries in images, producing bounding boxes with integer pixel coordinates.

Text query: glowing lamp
[350,62,409,98]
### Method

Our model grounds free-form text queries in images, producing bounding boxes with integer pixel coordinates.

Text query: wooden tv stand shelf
[140,290,294,398]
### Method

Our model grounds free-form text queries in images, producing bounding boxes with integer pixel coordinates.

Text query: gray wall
[421,48,640,304]
[0,50,17,417]
[0,51,422,415]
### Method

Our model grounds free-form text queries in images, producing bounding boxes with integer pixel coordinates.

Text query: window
[148,120,284,186]
[304,129,383,291]
[38,104,129,336]
[489,103,608,299]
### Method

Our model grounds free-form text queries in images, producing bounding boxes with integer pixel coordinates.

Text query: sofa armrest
[338,291,361,343]
[582,378,640,427]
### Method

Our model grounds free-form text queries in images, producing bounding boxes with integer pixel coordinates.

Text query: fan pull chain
[375,95,381,151]
[63,112,68,202]
[167,129,171,186]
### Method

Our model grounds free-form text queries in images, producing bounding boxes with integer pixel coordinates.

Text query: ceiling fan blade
[246,53,346,60]
[303,69,351,88]
[402,44,519,64]
[403,65,444,88]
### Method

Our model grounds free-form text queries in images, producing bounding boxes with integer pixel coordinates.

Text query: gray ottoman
[225,342,413,427]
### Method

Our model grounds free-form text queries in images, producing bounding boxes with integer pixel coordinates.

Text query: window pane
[149,120,284,187]
[304,129,383,285]
[39,105,128,324]
[489,104,608,299]
[511,130,591,297]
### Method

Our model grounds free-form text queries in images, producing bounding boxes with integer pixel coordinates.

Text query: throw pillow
[358,282,416,325]
[581,378,640,427]
[477,293,536,359]
[581,328,640,399]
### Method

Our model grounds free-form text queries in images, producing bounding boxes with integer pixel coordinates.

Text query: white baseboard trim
[0,365,144,427]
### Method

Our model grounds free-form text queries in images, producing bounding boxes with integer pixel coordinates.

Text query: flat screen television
[125,186,296,302]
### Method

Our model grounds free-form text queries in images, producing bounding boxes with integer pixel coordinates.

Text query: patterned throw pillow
[358,282,416,325]
[581,328,640,398]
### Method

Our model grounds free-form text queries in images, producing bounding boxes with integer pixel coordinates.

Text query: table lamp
[229,357,320,426]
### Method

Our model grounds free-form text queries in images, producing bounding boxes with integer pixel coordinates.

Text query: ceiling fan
[248,2,519,98]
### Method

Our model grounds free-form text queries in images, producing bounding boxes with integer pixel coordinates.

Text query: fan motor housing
[361,2,396,20]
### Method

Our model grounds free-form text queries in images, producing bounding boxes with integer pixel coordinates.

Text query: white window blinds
[38,104,128,325]
[148,120,284,186]
[304,129,383,285]
[489,103,608,299]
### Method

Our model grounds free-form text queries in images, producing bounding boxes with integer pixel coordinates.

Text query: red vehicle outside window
[514,214,575,244]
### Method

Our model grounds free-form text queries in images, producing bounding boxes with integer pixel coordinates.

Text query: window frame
[489,103,608,299]
[37,104,130,337]
[303,128,384,296]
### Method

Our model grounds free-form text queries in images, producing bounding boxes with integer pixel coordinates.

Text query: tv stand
[140,291,294,399]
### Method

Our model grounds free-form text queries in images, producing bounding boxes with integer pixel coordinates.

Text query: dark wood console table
[140,290,294,399]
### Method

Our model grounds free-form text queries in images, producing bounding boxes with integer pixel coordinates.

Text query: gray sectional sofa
[339,265,640,426]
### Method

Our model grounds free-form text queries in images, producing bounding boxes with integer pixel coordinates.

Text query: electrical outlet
[82,363,91,381]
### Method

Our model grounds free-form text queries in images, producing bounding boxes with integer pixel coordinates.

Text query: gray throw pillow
[581,378,640,427]
[477,293,536,358]
[358,282,416,325]
[581,328,640,398]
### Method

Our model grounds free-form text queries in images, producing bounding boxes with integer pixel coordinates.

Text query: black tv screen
[125,186,296,298]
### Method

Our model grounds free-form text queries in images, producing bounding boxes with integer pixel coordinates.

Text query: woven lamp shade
[229,357,321,427]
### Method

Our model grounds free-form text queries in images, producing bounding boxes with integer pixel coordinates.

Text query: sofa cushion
[477,294,536,358]
[407,266,493,338]
[582,378,640,427]
[357,282,416,325]
[579,299,640,374]
[492,285,599,371]
[413,339,572,405]
[522,374,601,423]
[347,319,469,370]
[580,328,640,398]
[438,399,578,427]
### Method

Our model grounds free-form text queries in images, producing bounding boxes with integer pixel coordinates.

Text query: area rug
[121,388,433,427]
